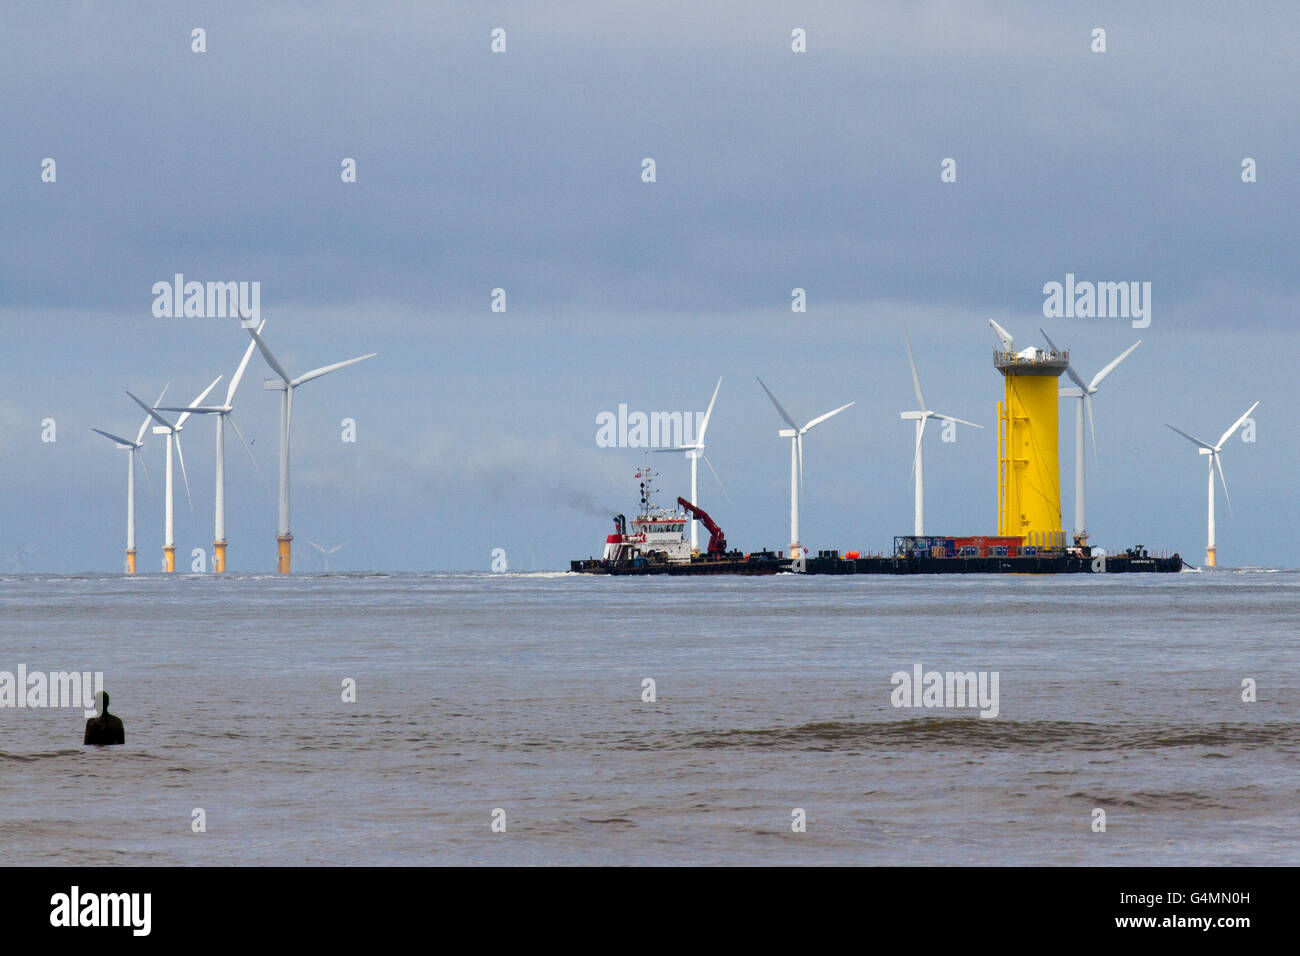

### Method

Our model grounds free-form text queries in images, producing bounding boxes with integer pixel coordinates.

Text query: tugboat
[569,465,787,575]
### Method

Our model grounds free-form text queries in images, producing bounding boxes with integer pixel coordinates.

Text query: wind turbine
[307,539,347,571]
[756,378,853,560]
[652,377,730,552]
[900,329,982,535]
[248,325,376,573]
[1166,401,1259,568]
[156,322,267,573]
[1041,329,1141,546]
[92,384,167,574]
[127,377,222,573]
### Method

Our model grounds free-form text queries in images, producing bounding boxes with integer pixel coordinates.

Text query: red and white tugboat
[570,465,787,575]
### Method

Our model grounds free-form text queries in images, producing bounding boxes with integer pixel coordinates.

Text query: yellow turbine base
[1206,546,1217,568]
[277,535,292,574]
[997,372,1064,542]
[126,550,137,575]
[214,541,227,574]
[163,546,175,574]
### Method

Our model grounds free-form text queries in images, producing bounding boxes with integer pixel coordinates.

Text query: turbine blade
[1215,453,1232,515]
[1085,392,1099,470]
[1165,424,1214,451]
[803,401,854,432]
[226,320,265,406]
[797,434,804,497]
[1088,340,1141,390]
[931,412,984,429]
[910,417,926,485]
[696,377,722,445]
[1216,401,1260,450]
[1040,328,1087,390]
[756,377,798,430]
[228,414,271,497]
[136,384,169,444]
[249,326,292,383]
[178,376,222,429]
[291,352,377,388]
[126,390,176,430]
[307,539,325,554]
[903,327,926,410]
[135,447,152,491]
[92,427,135,447]
[701,453,734,509]
[175,435,194,512]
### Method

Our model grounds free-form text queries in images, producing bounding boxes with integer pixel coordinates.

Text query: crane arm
[677,496,727,555]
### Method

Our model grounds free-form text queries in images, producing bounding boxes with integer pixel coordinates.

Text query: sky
[1,1,1297,572]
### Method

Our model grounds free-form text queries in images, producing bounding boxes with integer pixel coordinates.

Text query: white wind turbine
[155,321,268,573]
[127,377,223,573]
[92,384,167,575]
[307,539,347,571]
[1040,329,1141,546]
[900,329,982,536]
[248,325,376,573]
[1166,401,1259,568]
[652,377,731,552]
[756,378,853,559]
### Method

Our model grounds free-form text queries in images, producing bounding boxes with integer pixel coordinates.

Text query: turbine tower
[128,377,222,573]
[248,325,376,573]
[156,321,267,573]
[92,384,166,574]
[756,378,853,559]
[652,377,729,552]
[989,320,1069,549]
[1040,330,1141,547]
[900,328,982,535]
[1166,401,1259,567]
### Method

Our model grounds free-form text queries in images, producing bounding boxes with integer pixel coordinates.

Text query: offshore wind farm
[4,0,1298,891]
[86,320,377,575]
[71,312,1262,577]
[570,320,1206,575]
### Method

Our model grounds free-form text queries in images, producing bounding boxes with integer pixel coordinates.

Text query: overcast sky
[2,1,1296,571]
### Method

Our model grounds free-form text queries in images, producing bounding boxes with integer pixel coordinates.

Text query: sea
[2,570,1297,866]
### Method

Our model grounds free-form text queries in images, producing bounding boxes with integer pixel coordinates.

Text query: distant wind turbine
[306,539,347,570]
[248,324,376,573]
[92,384,167,574]
[1166,401,1259,567]
[157,322,268,573]
[900,328,982,536]
[1041,329,1141,546]
[652,377,731,552]
[128,377,222,573]
[756,378,853,559]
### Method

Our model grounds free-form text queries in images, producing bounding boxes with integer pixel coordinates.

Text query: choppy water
[2,570,1297,865]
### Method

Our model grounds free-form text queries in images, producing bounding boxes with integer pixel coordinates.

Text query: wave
[631,719,1300,754]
